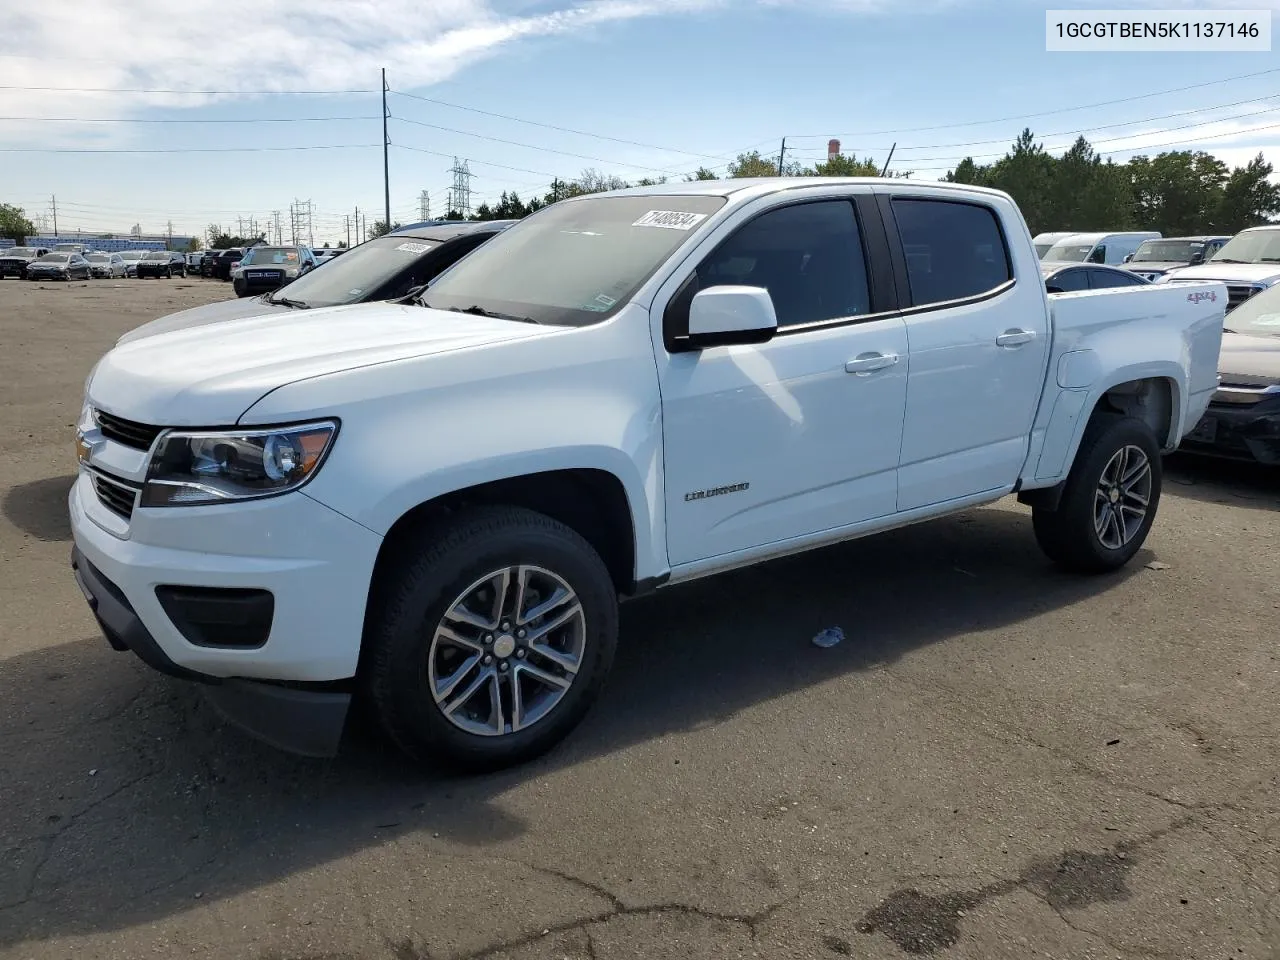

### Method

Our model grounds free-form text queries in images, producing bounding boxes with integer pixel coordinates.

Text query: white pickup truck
[70,179,1224,770]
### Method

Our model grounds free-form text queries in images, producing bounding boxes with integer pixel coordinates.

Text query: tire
[234,280,247,298]
[364,506,619,772]
[1033,414,1162,574]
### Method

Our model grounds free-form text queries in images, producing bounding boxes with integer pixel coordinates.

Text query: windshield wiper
[1223,327,1239,334]
[1210,258,1246,264]
[268,294,310,309]
[448,304,541,325]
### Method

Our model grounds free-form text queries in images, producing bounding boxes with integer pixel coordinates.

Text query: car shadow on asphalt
[1162,452,1280,513]
[1,475,75,541]
[0,504,1148,948]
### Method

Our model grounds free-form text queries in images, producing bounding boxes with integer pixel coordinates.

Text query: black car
[0,246,52,279]
[136,250,188,279]
[1122,236,1231,282]
[1040,261,1152,293]
[25,252,92,281]
[212,247,245,281]
[1180,282,1280,464]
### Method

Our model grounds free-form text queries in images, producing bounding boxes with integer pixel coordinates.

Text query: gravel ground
[1,277,1277,960]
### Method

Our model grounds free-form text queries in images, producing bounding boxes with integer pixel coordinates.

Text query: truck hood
[1219,332,1280,381]
[1124,261,1186,274]
[116,296,291,344]
[1163,263,1280,284]
[88,303,550,426]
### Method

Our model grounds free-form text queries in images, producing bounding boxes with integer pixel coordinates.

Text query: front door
[885,194,1051,511]
[654,197,910,567]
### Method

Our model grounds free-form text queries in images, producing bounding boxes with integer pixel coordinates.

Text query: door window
[890,198,1011,307]
[674,200,871,333]
[1045,268,1088,293]
[1087,268,1146,289]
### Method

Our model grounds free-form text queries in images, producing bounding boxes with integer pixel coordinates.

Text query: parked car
[1042,231,1163,266]
[1122,236,1231,282]
[185,249,206,273]
[312,248,343,266]
[86,252,126,279]
[0,245,52,279]
[1041,261,1152,292]
[212,247,244,281]
[136,250,187,279]
[232,245,316,297]
[117,221,518,343]
[117,250,149,278]
[27,252,92,281]
[1179,281,1280,464]
[72,180,1222,768]
[1032,231,1075,259]
[1157,225,1280,312]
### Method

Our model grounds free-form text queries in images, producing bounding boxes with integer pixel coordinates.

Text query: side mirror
[1189,252,1205,265]
[686,285,778,349]
[1123,253,1134,263]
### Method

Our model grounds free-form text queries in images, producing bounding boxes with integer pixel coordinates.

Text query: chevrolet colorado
[69,179,1225,770]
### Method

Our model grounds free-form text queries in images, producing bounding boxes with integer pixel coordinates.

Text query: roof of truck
[573,177,1013,202]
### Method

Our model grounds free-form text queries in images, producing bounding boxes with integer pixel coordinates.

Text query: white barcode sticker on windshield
[632,210,707,230]
[396,242,430,254]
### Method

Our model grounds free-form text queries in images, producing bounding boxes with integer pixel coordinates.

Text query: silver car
[86,252,126,278]
[116,249,148,278]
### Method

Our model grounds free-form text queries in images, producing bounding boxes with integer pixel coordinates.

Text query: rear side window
[891,198,1011,307]
[1046,268,1088,293]
[1088,269,1145,289]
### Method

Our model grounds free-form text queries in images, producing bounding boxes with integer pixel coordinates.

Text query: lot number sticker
[396,242,431,254]
[632,210,708,230]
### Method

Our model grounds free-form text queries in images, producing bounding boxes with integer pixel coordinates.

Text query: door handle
[845,352,899,375]
[996,329,1036,347]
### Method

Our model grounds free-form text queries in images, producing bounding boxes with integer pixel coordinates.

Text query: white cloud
[0,0,723,144]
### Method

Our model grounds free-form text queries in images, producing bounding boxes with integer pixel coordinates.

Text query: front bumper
[240,271,290,291]
[27,270,66,280]
[0,261,27,277]
[1180,399,1280,465]
[69,473,384,755]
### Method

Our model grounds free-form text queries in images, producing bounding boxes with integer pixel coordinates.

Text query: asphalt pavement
[1,278,1277,959]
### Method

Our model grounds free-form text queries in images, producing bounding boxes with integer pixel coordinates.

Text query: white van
[1032,232,1075,258]
[1043,231,1162,267]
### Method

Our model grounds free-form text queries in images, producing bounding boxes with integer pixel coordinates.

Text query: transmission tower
[419,189,430,221]
[272,210,283,245]
[447,158,472,218]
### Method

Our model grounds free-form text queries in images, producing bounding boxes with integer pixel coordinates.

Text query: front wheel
[364,506,619,771]
[1033,414,1162,574]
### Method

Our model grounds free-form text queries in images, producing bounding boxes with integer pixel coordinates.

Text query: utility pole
[166,220,173,248]
[419,189,430,221]
[273,210,282,245]
[382,67,391,235]
[354,206,359,244]
[551,179,560,203]
[879,142,897,178]
[345,215,350,248]
[51,195,58,237]
[361,213,367,242]
[776,137,787,176]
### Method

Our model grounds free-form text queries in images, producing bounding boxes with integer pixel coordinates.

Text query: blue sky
[3,0,1278,245]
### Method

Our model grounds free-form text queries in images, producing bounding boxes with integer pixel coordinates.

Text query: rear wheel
[1033,414,1162,573]
[365,506,619,771]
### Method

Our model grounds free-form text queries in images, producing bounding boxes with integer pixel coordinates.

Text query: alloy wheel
[1093,444,1152,550]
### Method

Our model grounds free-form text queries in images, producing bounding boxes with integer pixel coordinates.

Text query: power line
[785,66,1280,138]
[0,84,375,95]
[0,143,380,154]
[0,114,380,124]
[388,88,738,163]
[393,143,558,179]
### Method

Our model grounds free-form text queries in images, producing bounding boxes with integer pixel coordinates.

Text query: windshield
[265,234,442,308]
[144,251,170,260]
[242,246,299,265]
[38,254,69,262]
[1224,283,1280,336]
[87,254,110,263]
[6,247,38,257]
[1033,242,1056,258]
[119,250,145,260]
[420,195,727,325]
[1133,240,1205,262]
[1211,230,1280,264]
[1043,241,1095,262]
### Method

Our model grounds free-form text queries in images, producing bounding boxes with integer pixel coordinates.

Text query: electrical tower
[447,158,472,218]
[419,190,430,221]
[272,210,283,245]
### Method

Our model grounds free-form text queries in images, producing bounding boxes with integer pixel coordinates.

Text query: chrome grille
[92,472,140,520]
[94,409,161,451]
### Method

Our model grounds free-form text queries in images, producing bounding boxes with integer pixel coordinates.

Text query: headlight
[141,420,337,507]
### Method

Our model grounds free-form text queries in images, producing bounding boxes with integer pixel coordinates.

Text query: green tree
[727,149,802,177]
[985,129,1057,234]
[183,237,201,253]
[369,220,401,238]
[1216,153,1280,233]
[808,153,881,177]
[685,167,718,181]
[1128,150,1227,235]
[1,203,36,242]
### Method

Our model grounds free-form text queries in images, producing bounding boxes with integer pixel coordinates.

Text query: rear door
[880,192,1051,512]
